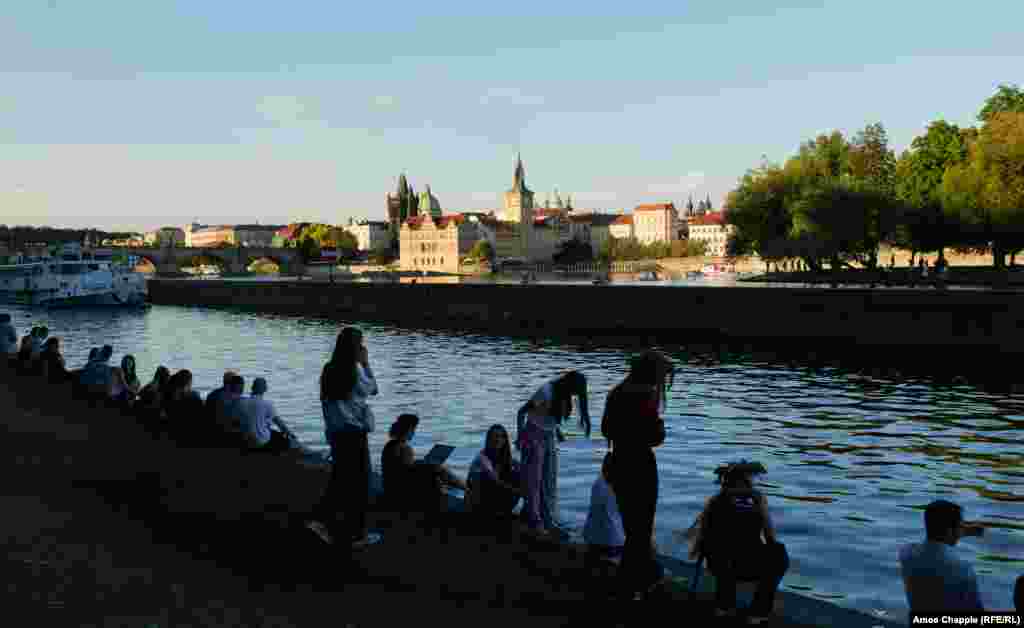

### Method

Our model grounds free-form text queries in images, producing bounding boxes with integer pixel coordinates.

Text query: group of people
[5,313,1021,619]
[1,314,296,454]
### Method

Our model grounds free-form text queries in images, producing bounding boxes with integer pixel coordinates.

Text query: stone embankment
[1,367,905,627]
[148,279,1024,372]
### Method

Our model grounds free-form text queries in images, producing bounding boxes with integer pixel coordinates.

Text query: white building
[687,212,734,257]
[609,214,634,241]
[345,220,391,251]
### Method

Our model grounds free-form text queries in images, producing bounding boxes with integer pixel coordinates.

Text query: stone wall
[148,279,1024,368]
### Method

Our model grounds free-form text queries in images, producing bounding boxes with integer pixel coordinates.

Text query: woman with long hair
[601,350,673,599]
[163,369,204,443]
[308,327,381,549]
[467,424,520,519]
[39,337,69,384]
[136,366,171,428]
[516,370,590,537]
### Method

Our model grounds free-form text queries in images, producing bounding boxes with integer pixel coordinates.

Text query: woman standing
[601,351,673,599]
[516,370,590,537]
[308,327,381,549]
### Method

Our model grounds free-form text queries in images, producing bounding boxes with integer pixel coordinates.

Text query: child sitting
[583,452,625,567]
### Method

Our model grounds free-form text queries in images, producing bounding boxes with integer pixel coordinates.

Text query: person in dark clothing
[1015,575,1022,616]
[163,369,205,445]
[381,413,465,512]
[39,337,70,384]
[135,366,171,430]
[689,461,789,623]
[601,350,673,599]
[205,370,237,423]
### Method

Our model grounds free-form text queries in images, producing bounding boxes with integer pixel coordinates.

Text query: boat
[701,263,735,276]
[636,270,659,281]
[686,270,705,279]
[0,243,147,307]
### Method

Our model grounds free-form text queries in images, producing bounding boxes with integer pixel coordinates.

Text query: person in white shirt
[584,453,625,565]
[899,499,985,615]
[239,377,292,453]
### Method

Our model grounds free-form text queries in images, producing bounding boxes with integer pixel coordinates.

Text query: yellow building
[399,213,479,274]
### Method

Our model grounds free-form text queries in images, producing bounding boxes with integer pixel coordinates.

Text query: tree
[943,111,1024,267]
[894,120,973,209]
[334,229,358,253]
[978,84,1024,124]
[297,235,321,263]
[848,122,896,196]
[467,240,495,263]
[553,237,593,264]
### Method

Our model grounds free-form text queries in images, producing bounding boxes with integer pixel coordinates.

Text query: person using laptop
[381,413,466,512]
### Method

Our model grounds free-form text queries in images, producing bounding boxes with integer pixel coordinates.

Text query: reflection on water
[9,304,1022,618]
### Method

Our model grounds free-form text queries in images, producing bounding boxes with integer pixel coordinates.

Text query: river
[9,303,1022,619]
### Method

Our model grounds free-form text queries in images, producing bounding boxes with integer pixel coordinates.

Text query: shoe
[306,520,333,545]
[350,532,382,550]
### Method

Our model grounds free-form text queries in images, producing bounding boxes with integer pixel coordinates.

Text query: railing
[518,261,659,274]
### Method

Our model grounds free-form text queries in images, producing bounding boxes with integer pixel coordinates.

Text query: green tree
[553,237,593,264]
[894,120,973,209]
[297,235,321,263]
[468,240,495,263]
[848,122,897,196]
[943,111,1024,267]
[978,84,1024,124]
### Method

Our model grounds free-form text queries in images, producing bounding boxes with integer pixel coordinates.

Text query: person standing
[515,370,590,537]
[308,327,381,550]
[601,351,673,599]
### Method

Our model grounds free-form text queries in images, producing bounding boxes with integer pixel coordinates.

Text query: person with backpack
[687,461,789,623]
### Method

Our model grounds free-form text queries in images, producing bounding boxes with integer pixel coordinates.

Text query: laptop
[421,444,455,466]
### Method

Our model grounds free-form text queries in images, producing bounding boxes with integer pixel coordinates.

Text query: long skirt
[521,424,560,531]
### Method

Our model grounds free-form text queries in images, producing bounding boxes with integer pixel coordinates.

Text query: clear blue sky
[1,1,1021,231]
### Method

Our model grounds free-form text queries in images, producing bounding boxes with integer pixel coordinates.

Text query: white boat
[637,270,659,281]
[701,263,735,276]
[0,243,147,308]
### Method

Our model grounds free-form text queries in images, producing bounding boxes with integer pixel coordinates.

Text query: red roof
[688,211,727,226]
[634,203,676,213]
[612,215,633,225]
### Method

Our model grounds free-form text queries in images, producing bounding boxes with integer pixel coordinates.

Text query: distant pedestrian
[308,327,381,550]
[920,257,929,278]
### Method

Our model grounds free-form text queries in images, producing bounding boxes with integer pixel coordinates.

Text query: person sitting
[205,370,237,423]
[135,366,171,429]
[16,327,38,374]
[237,377,292,453]
[214,374,247,444]
[688,461,789,623]
[899,499,985,615]
[39,337,70,384]
[163,369,205,444]
[109,354,141,407]
[583,452,625,569]
[381,413,466,514]
[0,313,18,364]
[467,424,521,520]
[77,345,116,403]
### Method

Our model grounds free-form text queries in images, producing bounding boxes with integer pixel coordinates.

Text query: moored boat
[0,243,147,308]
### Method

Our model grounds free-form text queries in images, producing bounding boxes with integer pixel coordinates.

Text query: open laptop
[421,444,455,466]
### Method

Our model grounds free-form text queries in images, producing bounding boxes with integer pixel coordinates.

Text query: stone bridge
[110,245,305,275]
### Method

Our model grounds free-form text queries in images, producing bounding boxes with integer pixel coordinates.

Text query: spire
[510,152,530,194]
[397,172,408,197]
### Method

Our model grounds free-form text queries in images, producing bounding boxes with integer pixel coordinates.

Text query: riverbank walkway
[1,368,903,627]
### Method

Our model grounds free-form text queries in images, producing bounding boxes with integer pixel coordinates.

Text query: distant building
[234,224,283,247]
[609,214,634,241]
[632,203,680,245]
[345,220,391,252]
[105,235,146,247]
[688,211,734,257]
[188,225,235,248]
[144,227,185,247]
[387,174,419,239]
[399,213,479,274]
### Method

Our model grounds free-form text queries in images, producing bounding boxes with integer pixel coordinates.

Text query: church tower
[503,153,535,258]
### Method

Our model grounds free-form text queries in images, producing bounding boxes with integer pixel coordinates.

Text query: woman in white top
[308,327,381,550]
[467,424,521,519]
[584,452,625,564]
[515,370,590,536]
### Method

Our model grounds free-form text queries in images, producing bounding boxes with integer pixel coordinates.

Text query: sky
[0,1,1021,232]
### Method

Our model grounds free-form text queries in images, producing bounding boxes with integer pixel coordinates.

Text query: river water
[10,303,1022,619]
